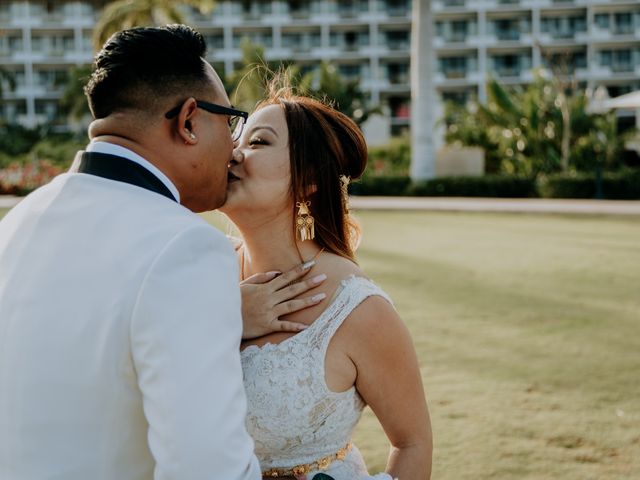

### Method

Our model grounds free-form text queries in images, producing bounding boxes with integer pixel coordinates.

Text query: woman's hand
[241,261,327,340]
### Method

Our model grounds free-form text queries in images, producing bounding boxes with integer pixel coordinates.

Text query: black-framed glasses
[164,100,248,142]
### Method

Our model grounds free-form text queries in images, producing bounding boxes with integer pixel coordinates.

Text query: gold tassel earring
[296,201,315,241]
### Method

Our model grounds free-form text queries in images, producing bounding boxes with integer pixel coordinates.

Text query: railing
[387,41,410,50]
[495,67,520,77]
[388,74,409,84]
[290,10,310,19]
[446,33,467,43]
[388,7,409,17]
[611,63,634,72]
[444,70,467,79]
[552,31,577,39]
[496,31,520,41]
[613,25,634,35]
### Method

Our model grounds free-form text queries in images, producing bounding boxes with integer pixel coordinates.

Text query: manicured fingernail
[302,259,316,270]
[311,274,327,284]
[311,293,326,302]
[266,271,281,278]
[297,324,309,331]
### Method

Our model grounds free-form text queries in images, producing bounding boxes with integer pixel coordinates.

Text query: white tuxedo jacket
[0,158,260,479]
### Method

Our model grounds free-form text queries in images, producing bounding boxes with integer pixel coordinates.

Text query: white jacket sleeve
[130,224,261,480]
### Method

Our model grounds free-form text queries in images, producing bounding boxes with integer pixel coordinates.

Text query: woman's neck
[233,213,323,280]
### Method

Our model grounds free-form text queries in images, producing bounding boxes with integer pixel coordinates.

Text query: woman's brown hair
[256,87,368,261]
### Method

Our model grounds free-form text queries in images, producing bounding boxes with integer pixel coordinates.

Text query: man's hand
[240,261,326,340]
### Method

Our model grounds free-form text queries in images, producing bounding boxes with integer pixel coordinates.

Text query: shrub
[350,176,411,196]
[409,175,538,198]
[366,135,410,177]
[0,125,41,157]
[0,161,64,196]
[541,169,640,200]
[30,138,84,168]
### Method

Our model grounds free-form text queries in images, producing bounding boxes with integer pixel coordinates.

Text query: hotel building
[1,0,639,133]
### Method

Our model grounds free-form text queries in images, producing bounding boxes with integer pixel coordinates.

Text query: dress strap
[309,276,393,355]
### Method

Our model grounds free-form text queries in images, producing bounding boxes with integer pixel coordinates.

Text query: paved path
[2,195,640,215]
[0,196,20,209]
[349,196,640,215]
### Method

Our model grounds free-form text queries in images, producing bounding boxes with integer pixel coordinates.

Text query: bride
[221,85,432,480]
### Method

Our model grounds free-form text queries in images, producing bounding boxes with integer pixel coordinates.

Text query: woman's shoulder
[319,251,367,282]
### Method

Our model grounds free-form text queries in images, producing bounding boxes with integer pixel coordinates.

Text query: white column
[531,7,541,69]
[23,19,35,127]
[477,8,487,104]
[410,0,436,181]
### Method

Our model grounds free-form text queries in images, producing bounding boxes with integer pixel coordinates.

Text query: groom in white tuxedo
[0,25,261,479]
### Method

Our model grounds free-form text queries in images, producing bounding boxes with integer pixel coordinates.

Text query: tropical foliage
[444,72,626,177]
[0,161,65,196]
[0,67,16,105]
[59,65,93,121]
[226,39,379,125]
[93,0,216,51]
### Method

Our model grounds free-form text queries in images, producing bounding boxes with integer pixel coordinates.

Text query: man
[0,25,260,479]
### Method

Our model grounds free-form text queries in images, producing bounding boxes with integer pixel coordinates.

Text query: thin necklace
[240,246,325,283]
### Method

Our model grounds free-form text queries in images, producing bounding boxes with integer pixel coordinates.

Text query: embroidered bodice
[241,276,392,478]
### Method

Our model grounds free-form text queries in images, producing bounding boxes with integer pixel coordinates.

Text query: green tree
[310,62,379,126]
[59,65,92,121]
[224,39,306,113]
[0,67,16,121]
[225,39,377,126]
[445,72,623,177]
[93,0,216,51]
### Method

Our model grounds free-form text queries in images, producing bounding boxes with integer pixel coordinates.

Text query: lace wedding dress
[241,276,394,480]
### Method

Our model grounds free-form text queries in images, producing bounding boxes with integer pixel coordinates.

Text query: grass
[344,211,640,480]
[3,206,639,479]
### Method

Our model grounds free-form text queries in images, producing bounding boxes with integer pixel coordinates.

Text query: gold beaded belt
[262,442,353,477]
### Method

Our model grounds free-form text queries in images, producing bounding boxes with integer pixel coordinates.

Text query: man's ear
[175,98,199,145]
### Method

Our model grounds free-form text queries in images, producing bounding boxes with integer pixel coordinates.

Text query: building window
[440,56,468,78]
[386,62,409,84]
[205,34,224,49]
[595,13,610,29]
[384,30,409,50]
[614,13,633,34]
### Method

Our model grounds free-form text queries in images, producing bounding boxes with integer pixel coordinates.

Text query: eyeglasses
[164,100,248,142]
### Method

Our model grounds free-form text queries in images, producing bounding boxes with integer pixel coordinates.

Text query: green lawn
[344,211,640,480]
[3,206,639,479]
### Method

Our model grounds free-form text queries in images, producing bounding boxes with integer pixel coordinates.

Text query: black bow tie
[72,151,177,202]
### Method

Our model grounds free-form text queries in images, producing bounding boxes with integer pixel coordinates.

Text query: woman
[221,87,432,480]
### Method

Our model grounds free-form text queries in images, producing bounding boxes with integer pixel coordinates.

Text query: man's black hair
[85,24,210,119]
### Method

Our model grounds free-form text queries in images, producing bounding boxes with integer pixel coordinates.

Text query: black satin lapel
[75,151,176,202]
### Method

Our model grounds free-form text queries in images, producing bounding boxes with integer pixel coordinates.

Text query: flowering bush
[0,161,64,196]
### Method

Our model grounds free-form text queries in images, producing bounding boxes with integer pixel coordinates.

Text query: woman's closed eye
[249,136,268,146]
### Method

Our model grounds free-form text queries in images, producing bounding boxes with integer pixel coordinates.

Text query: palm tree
[59,65,92,121]
[410,0,436,180]
[0,67,16,126]
[0,66,15,101]
[93,0,216,52]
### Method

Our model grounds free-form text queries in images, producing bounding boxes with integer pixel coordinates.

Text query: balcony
[388,7,409,17]
[496,31,520,41]
[495,67,521,77]
[613,25,635,36]
[290,9,310,19]
[610,63,634,73]
[443,70,468,79]
[388,73,409,85]
[387,41,410,51]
